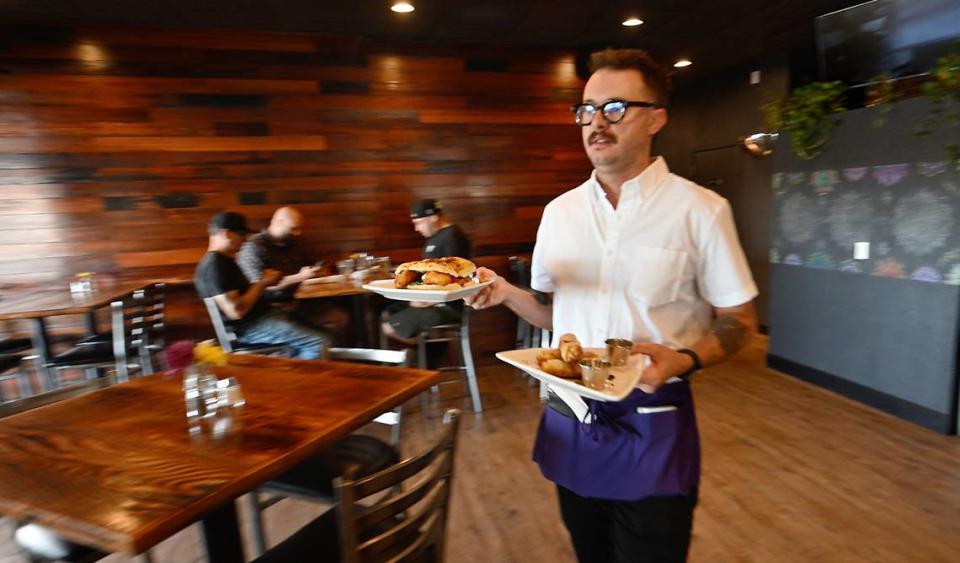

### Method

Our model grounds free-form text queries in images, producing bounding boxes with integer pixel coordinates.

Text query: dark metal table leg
[352,294,368,347]
[83,311,98,335]
[29,318,55,391]
[200,500,245,563]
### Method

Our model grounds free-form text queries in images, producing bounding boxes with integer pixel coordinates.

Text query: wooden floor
[3,335,960,562]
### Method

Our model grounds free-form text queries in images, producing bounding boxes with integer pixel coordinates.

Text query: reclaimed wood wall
[0,26,590,356]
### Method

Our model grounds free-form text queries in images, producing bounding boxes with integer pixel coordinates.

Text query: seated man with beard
[237,206,351,344]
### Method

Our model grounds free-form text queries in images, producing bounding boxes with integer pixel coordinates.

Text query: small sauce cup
[579,358,611,390]
[605,338,633,367]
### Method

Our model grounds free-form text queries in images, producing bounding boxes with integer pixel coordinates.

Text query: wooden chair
[252,409,462,563]
[76,283,167,365]
[40,288,165,388]
[416,308,482,412]
[202,297,290,356]
[245,347,412,558]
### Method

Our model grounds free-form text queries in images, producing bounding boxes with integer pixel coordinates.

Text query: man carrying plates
[466,49,758,563]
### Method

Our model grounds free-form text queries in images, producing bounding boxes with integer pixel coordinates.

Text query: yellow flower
[194,340,228,365]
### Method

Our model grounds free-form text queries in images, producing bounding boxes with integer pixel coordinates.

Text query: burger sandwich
[394,257,477,290]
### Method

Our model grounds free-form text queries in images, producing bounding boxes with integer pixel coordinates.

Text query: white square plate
[496,347,647,402]
[362,279,493,303]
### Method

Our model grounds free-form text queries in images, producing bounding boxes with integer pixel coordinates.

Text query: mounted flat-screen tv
[816,0,960,86]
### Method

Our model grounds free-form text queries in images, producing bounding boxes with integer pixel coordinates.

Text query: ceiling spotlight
[674,59,692,68]
[622,18,644,27]
[391,1,415,13]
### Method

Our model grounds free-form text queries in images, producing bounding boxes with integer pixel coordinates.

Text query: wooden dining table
[0,354,439,562]
[295,273,391,347]
[0,280,157,387]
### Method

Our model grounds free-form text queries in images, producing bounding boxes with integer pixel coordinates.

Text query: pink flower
[165,340,196,372]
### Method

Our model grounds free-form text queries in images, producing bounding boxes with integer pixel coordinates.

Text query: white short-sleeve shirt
[531,157,758,349]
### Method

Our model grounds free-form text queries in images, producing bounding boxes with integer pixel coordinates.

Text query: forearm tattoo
[711,314,750,356]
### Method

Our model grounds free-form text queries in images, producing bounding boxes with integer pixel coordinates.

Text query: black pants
[557,484,697,563]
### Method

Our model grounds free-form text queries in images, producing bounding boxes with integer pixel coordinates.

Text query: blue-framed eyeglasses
[571,99,660,126]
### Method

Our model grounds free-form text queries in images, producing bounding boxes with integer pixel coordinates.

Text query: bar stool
[417,307,482,412]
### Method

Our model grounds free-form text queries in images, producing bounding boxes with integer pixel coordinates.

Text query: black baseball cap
[209,211,250,234]
[410,199,442,219]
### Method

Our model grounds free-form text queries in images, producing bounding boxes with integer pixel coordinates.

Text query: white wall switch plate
[750,70,761,85]
[854,242,870,260]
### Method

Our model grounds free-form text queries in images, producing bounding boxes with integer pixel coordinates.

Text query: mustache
[588,132,617,144]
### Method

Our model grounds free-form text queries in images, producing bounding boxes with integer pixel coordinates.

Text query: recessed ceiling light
[391,1,415,13]
[674,59,692,68]
[622,18,644,27]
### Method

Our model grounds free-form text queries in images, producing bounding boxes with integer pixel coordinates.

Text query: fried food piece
[536,349,561,364]
[558,333,583,363]
[540,358,580,378]
[394,269,421,289]
[422,271,455,286]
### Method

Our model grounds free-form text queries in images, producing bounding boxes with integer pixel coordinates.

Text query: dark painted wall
[768,97,960,433]
[656,60,790,326]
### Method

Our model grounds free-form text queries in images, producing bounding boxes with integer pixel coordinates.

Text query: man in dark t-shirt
[194,211,330,359]
[382,199,472,343]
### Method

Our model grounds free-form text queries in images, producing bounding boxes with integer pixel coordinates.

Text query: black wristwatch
[676,348,701,380]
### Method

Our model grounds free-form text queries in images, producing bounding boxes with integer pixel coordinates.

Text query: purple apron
[532,381,700,501]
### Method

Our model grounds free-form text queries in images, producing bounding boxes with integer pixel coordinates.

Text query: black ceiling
[2,0,862,77]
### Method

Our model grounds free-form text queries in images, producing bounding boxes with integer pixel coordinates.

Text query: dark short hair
[587,48,670,107]
[208,211,249,236]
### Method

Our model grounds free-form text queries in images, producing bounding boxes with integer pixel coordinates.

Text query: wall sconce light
[741,132,778,157]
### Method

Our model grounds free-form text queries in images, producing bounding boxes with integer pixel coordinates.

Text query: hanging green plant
[915,43,960,169]
[762,81,847,160]
[916,48,960,134]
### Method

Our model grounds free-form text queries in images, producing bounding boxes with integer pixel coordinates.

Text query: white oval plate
[362,278,494,303]
[496,347,647,402]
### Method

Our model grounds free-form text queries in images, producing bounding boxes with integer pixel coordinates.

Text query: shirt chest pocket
[625,247,689,307]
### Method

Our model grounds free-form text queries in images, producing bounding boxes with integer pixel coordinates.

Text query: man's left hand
[631,342,695,393]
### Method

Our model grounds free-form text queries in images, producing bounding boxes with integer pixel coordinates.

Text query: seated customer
[237,206,350,342]
[382,199,472,345]
[194,211,330,359]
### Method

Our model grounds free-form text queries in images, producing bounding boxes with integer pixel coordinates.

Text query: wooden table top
[0,280,153,320]
[294,274,391,300]
[0,355,439,554]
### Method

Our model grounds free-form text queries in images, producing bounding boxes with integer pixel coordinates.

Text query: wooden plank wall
[0,26,590,356]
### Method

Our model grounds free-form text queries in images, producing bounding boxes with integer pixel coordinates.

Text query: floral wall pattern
[770,161,960,284]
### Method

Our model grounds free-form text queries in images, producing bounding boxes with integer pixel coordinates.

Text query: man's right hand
[297,265,320,281]
[465,267,510,309]
[260,268,283,286]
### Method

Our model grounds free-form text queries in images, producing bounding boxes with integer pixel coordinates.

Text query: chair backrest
[134,283,166,347]
[334,409,461,563]
[328,347,411,367]
[202,297,239,353]
[110,283,166,381]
